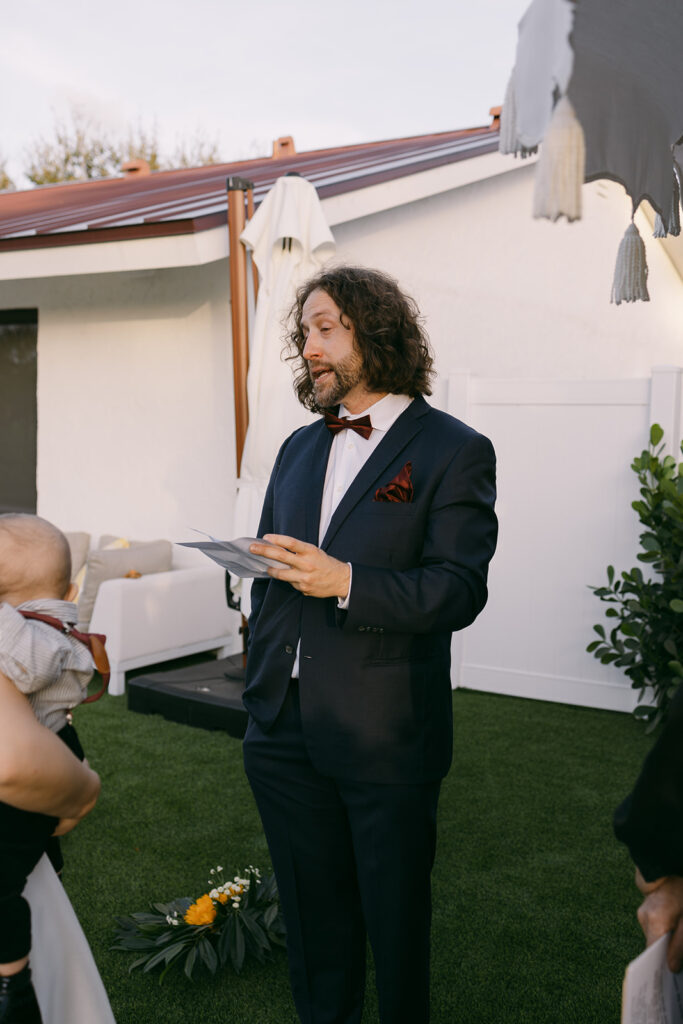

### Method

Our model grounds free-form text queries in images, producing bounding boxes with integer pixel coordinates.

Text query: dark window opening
[0,309,38,514]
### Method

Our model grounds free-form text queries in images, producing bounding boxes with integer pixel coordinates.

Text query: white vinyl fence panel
[449,366,683,712]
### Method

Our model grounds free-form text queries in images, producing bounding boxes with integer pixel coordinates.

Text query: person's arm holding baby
[0,514,100,831]
[0,668,100,823]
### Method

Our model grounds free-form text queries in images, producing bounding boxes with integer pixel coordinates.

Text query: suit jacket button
[284,644,294,654]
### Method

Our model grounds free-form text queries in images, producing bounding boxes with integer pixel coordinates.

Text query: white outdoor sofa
[88,546,238,696]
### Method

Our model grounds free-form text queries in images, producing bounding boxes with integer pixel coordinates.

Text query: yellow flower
[184,894,217,926]
[217,893,228,904]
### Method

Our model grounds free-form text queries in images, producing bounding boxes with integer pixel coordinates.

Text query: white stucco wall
[2,164,681,545]
[0,263,236,543]
[332,165,683,383]
[2,164,681,547]
[1,162,681,711]
[330,168,682,710]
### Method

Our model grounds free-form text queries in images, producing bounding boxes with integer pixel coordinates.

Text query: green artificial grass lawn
[62,684,653,1024]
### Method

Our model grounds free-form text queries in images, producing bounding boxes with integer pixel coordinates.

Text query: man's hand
[636,869,683,972]
[250,535,350,600]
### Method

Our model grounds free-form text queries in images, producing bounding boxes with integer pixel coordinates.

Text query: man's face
[301,288,365,409]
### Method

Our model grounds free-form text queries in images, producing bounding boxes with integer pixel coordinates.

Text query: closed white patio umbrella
[231,174,335,613]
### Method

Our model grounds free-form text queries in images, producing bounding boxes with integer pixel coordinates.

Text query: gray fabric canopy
[501,0,683,301]
[503,0,683,221]
[567,0,683,220]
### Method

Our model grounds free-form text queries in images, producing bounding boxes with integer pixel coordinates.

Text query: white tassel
[611,222,650,305]
[532,95,585,222]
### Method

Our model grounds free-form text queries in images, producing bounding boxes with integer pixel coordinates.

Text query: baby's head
[0,514,73,606]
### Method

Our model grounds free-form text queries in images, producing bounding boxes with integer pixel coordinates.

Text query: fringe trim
[532,95,585,222]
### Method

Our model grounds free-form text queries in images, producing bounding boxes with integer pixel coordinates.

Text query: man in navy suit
[244,266,498,1024]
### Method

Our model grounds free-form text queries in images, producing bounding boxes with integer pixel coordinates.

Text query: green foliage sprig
[587,424,683,729]
[112,865,285,983]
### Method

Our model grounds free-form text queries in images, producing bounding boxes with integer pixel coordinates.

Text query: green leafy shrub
[587,423,683,728]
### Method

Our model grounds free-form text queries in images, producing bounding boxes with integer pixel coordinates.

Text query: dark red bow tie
[324,411,373,440]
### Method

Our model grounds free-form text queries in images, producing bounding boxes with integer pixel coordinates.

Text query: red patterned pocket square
[374,462,413,503]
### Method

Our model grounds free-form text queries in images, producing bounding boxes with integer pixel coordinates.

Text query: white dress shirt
[292,392,413,677]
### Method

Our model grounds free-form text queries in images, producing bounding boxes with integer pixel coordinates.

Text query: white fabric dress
[23,855,116,1023]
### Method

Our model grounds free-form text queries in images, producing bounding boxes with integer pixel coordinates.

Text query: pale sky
[1,0,529,188]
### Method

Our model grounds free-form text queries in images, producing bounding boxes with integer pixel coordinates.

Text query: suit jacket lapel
[305,423,333,544]
[321,397,429,551]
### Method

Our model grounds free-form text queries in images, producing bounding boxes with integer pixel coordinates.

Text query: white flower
[216,866,223,872]
[209,889,219,900]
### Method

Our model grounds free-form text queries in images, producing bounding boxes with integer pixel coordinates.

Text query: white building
[1,117,681,710]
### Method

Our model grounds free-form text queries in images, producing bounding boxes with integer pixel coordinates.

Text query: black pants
[243,681,441,1024]
[0,723,84,963]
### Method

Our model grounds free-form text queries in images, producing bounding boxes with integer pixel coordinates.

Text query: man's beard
[310,351,365,408]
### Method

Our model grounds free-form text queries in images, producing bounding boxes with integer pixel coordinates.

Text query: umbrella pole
[226,176,254,475]
[226,177,255,662]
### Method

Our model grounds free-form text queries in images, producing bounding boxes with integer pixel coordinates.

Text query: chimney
[489,106,502,127]
[272,136,296,160]
[121,158,151,177]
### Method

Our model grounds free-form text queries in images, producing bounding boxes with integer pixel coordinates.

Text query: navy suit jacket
[243,395,498,784]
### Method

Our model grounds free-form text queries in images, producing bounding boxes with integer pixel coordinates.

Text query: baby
[0,514,94,1024]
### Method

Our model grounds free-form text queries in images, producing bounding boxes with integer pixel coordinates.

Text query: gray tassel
[653,163,682,239]
[611,222,650,305]
[669,164,681,236]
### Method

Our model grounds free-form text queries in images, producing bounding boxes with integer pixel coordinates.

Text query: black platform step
[127,655,248,737]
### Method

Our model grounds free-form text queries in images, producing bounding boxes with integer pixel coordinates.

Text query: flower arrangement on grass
[112,865,286,982]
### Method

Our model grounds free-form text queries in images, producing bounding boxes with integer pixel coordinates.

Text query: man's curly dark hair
[285,265,435,412]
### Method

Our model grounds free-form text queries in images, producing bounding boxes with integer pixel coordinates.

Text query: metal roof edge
[0,149,529,282]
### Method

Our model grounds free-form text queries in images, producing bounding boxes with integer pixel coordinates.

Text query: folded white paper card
[177,532,288,579]
[622,933,683,1024]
